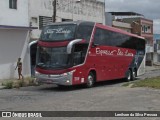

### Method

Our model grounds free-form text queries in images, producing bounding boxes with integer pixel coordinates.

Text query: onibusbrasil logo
[1,112,42,118]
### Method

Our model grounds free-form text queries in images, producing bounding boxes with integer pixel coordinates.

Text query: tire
[125,70,131,82]
[86,72,95,88]
[57,85,65,88]
[131,69,136,81]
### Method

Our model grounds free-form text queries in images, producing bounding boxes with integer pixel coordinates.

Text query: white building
[29,0,105,40]
[28,0,105,76]
[0,0,105,79]
[0,0,35,79]
[153,34,160,63]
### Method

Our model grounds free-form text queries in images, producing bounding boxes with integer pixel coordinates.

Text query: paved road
[0,69,160,120]
[141,69,160,79]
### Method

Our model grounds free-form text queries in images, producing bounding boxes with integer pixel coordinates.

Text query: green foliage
[123,77,160,89]
[3,81,13,89]
[122,83,130,87]
[2,77,38,89]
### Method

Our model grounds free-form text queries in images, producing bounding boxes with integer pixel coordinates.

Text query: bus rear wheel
[131,69,136,81]
[125,70,132,82]
[86,72,95,88]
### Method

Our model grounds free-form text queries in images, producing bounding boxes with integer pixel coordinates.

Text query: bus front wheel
[86,72,95,88]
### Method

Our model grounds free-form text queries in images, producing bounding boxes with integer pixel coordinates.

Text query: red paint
[36,67,71,74]
[38,40,69,47]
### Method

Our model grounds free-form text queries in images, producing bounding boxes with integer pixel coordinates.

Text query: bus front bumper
[35,71,73,86]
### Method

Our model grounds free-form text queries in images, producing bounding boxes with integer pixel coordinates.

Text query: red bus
[35,21,146,87]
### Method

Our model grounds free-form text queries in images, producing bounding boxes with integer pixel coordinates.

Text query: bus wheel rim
[128,71,131,80]
[133,71,136,78]
[88,75,93,86]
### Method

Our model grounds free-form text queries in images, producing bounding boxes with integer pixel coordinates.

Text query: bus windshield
[36,46,71,69]
[40,24,77,41]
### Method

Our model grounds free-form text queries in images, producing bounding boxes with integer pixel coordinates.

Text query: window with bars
[9,0,17,9]
[39,16,53,29]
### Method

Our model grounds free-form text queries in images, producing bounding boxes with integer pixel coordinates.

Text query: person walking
[15,58,24,80]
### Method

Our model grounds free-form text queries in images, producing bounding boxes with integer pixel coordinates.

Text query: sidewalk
[145,65,160,72]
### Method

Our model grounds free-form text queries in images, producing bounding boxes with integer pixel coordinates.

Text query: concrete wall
[153,53,158,63]
[0,29,30,79]
[112,21,131,33]
[105,12,112,26]
[29,0,105,39]
[0,0,29,26]
[0,0,32,79]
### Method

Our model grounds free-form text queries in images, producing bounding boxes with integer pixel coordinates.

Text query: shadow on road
[16,77,142,93]
[37,78,137,92]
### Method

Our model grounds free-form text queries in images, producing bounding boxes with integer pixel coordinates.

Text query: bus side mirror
[67,39,83,54]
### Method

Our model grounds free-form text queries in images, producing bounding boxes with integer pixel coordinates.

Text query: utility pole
[52,0,57,22]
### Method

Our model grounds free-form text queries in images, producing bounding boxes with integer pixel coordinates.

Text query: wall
[123,18,153,43]
[29,0,105,39]
[112,21,131,33]
[153,34,160,62]
[0,0,29,26]
[105,12,112,26]
[0,0,31,79]
[0,29,30,79]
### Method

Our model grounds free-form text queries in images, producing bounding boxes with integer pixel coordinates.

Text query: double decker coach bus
[35,21,146,87]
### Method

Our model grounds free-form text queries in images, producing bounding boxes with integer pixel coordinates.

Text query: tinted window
[93,28,145,50]
[76,25,94,42]
[9,0,17,9]
[40,24,77,41]
[36,47,71,69]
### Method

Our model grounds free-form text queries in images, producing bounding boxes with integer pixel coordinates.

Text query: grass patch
[123,76,160,89]
[122,83,130,87]
[1,77,38,89]
[2,81,13,89]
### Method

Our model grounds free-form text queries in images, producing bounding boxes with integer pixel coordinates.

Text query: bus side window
[76,25,93,42]
[93,28,109,45]
[93,28,101,45]
[73,44,88,65]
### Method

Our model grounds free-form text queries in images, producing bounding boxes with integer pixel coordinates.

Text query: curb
[145,66,160,72]
[0,85,5,90]
[0,82,4,90]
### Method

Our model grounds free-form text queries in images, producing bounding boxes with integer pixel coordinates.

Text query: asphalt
[145,65,160,72]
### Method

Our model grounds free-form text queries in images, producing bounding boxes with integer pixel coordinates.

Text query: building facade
[29,0,105,40]
[0,0,105,79]
[123,17,153,45]
[0,0,33,79]
[153,34,160,63]
[105,12,154,65]
[123,18,154,65]
[0,0,29,26]
[112,20,132,33]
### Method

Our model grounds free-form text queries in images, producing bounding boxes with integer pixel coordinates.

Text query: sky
[105,0,160,34]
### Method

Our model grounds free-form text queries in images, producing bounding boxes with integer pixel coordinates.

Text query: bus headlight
[62,70,76,76]
[66,80,70,83]
[63,73,68,76]
[35,71,40,76]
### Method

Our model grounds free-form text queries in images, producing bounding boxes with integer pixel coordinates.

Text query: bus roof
[96,23,145,40]
[47,20,95,27]
[46,21,145,40]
